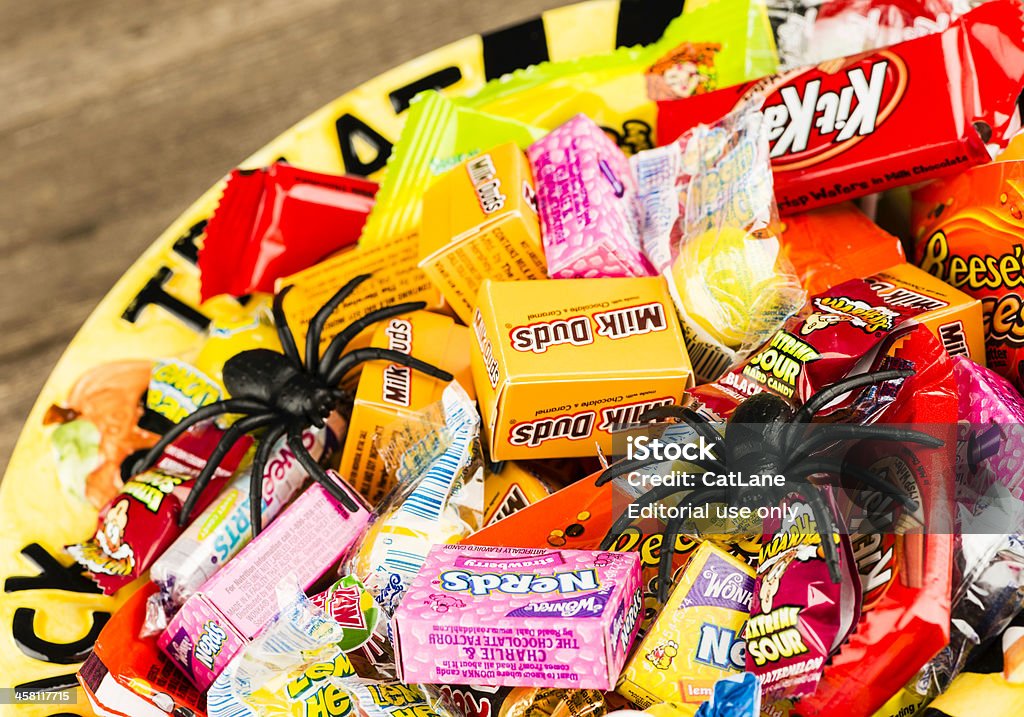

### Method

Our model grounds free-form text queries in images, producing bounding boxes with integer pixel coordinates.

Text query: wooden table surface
[0,0,565,471]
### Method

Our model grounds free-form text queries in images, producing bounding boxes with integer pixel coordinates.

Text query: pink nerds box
[157,471,371,690]
[393,544,643,690]
[527,114,653,280]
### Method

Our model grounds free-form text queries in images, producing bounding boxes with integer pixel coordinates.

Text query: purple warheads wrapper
[746,491,861,700]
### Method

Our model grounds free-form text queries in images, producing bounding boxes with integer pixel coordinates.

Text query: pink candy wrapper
[528,114,653,279]
[953,356,1024,503]
[158,471,371,691]
[393,544,643,690]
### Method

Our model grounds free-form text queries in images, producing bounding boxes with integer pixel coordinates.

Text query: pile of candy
[52,0,1024,715]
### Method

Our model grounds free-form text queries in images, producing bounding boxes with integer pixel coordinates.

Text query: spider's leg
[178,413,276,527]
[657,513,687,603]
[248,422,287,536]
[325,348,453,386]
[305,274,374,373]
[287,425,360,513]
[784,424,945,475]
[272,286,302,366]
[797,459,918,511]
[793,484,843,584]
[318,301,429,378]
[134,399,269,475]
[793,369,913,423]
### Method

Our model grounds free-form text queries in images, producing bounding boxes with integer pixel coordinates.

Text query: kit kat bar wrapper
[656,0,1024,214]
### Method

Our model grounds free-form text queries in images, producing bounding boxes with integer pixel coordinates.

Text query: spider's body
[598,369,945,601]
[133,274,454,536]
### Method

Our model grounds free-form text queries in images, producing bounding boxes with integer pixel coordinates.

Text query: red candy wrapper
[78,583,208,717]
[199,163,377,301]
[748,492,862,701]
[690,274,930,418]
[66,422,250,595]
[657,0,1024,213]
[793,326,956,717]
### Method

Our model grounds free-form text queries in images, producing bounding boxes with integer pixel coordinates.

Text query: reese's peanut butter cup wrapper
[912,159,1024,392]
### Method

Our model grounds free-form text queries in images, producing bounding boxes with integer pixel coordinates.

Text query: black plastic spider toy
[596,368,945,601]
[132,274,453,535]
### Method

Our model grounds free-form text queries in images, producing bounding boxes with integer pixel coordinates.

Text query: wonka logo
[762,54,904,169]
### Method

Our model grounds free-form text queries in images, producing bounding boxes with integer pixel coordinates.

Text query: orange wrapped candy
[779,202,906,297]
[912,161,1024,391]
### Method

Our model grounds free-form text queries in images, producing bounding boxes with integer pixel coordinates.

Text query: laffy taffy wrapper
[392,544,643,690]
[359,91,545,248]
[459,0,778,151]
[912,159,1024,392]
[616,542,754,712]
[528,114,652,279]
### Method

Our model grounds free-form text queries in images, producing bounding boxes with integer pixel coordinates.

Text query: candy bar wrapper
[392,544,643,690]
[144,426,325,634]
[158,472,372,691]
[348,381,485,662]
[528,114,653,279]
[912,159,1024,392]
[198,162,377,300]
[746,492,861,701]
[461,0,778,151]
[358,90,545,248]
[658,0,1024,214]
[690,265,983,419]
[616,542,754,713]
[634,98,804,382]
[66,421,251,595]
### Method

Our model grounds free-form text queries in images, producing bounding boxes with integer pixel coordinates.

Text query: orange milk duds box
[419,142,547,324]
[277,231,446,362]
[340,310,475,504]
[471,277,693,460]
[867,263,985,363]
